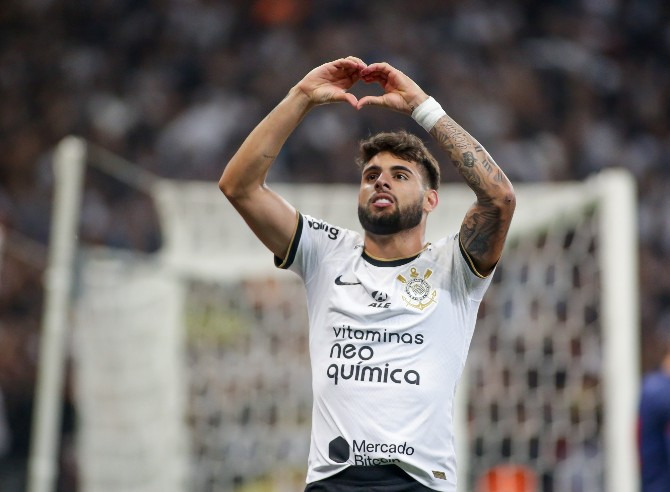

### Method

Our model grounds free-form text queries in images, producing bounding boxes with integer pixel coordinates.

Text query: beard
[358,196,424,236]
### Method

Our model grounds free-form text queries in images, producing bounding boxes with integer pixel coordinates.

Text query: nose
[374,173,391,190]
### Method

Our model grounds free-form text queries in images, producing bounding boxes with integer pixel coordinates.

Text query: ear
[423,189,438,213]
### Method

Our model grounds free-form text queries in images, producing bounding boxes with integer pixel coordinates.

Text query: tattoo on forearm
[431,113,514,271]
[440,121,469,150]
[430,117,505,194]
[262,153,277,160]
[463,152,475,168]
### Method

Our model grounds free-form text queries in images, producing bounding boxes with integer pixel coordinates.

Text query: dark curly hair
[356,131,440,190]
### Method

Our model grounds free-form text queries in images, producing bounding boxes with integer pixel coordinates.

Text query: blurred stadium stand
[0,0,668,489]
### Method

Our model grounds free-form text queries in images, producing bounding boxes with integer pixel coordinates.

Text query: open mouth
[371,194,395,209]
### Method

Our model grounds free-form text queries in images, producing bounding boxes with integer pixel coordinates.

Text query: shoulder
[640,371,670,407]
[301,214,362,246]
[424,234,467,269]
[642,371,670,392]
[302,215,353,242]
[278,213,361,271]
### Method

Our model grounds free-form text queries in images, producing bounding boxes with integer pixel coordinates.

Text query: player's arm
[219,57,365,259]
[357,62,515,276]
[429,114,515,277]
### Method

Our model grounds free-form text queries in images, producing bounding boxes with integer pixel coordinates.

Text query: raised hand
[357,62,429,114]
[295,56,367,108]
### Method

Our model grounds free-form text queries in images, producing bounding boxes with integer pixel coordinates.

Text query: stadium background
[0,0,668,490]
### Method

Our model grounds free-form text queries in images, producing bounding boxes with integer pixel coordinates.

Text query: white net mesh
[185,276,311,491]
[467,204,604,491]
[69,168,637,492]
[73,254,188,492]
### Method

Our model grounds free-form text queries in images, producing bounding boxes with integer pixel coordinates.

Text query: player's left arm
[430,116,515,277]
[358,62,515,276]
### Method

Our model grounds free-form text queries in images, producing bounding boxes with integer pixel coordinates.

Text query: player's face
[357,152,432,235]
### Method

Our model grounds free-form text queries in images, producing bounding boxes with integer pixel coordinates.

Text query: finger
[328,90,359,108]
[342,92,359,108]
[333,57,365,73]
[360,62,395,77]
[331,60,363,84]
[356,95,385,110]
[344,55,366,67]
[361,72,388,85]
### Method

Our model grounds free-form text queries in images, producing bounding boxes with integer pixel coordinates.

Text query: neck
[363,225,427,260]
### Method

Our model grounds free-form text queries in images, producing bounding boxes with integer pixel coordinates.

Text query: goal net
[31,137,639,492]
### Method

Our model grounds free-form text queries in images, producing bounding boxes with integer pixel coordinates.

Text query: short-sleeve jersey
[276,213,494,491]
[639,370,670,492]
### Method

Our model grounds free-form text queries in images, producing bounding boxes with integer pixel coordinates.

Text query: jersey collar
[361,244,431,267]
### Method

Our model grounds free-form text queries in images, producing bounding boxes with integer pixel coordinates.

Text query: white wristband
[411,96,446,132]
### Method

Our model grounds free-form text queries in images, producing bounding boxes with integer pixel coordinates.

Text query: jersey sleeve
[432,234,494,302]
[638,372,670,488]
[274,212,346,283]
[456,233,495,301]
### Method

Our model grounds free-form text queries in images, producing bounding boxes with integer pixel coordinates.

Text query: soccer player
[219,56,515,491]
[639,327,670,492]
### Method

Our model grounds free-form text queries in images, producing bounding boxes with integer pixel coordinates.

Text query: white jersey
[276,213,494,491]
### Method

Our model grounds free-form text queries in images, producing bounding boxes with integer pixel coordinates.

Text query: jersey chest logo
[396,267,438,311]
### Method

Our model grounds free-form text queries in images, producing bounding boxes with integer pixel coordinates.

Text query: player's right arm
[219,56,365,259]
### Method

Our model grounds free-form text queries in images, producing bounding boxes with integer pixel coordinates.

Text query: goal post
[598,169,639,492]
[33,136,639,491]
[462,170,639,491]
[28,137,87,492]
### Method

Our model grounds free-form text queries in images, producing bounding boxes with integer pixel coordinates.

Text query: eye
[394,173,408,180]
[365,173,378,181]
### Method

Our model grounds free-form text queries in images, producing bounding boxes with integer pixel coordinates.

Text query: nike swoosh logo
[335,275,362,286]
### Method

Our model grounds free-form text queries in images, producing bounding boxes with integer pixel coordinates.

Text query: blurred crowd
[0,0,669,489]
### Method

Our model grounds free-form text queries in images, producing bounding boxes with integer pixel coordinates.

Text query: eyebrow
[362,164,416,175]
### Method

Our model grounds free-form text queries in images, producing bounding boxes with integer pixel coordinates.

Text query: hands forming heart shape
[295,56,429,115]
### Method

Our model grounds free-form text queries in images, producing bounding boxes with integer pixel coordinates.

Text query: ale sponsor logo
[368,290,390,309]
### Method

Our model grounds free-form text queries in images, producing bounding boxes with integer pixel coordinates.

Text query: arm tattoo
[463,151,476,168]
[430,114,514,269]
[434,120,470,152]
[430,116,505,199]
[460,207,504,257]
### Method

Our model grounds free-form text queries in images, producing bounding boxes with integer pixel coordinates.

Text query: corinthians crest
[397,267,438,310]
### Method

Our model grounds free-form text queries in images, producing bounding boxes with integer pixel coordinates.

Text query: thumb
[356,95,384,110]
[341,92,359,108]
[326,90,358,108]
